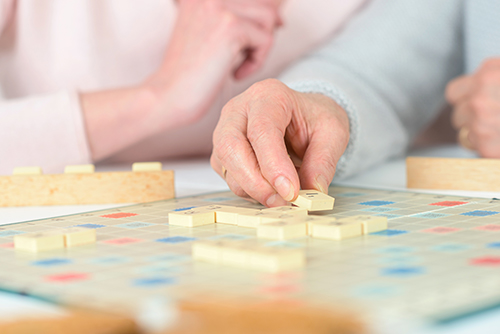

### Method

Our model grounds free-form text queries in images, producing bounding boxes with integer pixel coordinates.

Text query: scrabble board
[1,186,500,331]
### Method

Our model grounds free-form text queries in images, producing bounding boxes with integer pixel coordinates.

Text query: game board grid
[3,187,500,326]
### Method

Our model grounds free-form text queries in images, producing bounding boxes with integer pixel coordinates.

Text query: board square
[133,277,177,287]
[100,213,138,219]
[32,258,72,267]
[461,210,500,217]
[429,201,468,207]
[381,267,424,277]
[359,201,395,206]
[371,229,408,236]
[0,242,14,248]
[102,237,143,245]
[45,272,89,283]
[115,222,155,229]
[155,236,197,244]
[0,230,25,237]
[75,224,105,229]
[421,227,461,234]
[410,212,451,219]
[172,206,197,212]
[487,242,500,248]
[470,256,500,267]
[474,225,500,232]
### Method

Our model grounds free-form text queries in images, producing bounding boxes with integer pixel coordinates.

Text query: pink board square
[46,272,89,283]
[0,242,14,248]
[470,256,500,266]
[102,237,142,245]
[100,212,138,219]
[429,201,468,207]
[421,227,461,234]
[474,224,500,232]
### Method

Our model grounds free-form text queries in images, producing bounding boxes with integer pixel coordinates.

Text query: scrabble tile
[236,209,268,228]
[192,240,305,272]
[192,241,224,264]
[248,247,305,272]
[14,231,64,252]
[310,219,362,240]
[132,162,162,172]
[263,206,308,218]
[203,205,256,225]
[168,208,215,227]
[64,164,95,174]
[61,227,96,247]
[339,215,388,234]
[300,216,334,235]
[12,166,43,175]
[260,213,303,224]
[291,190,335,211]
[257,221,307,240]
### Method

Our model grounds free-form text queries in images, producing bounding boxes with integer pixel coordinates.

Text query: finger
[244,85,300,202]
[446,75,475,104]
[213,107,287,207]
[297,104,349,194]
[232,21,273,79]
[450,102,473,129]
[211,153,250,198]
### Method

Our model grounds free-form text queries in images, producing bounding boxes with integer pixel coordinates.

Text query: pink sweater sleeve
[0,91,92,174]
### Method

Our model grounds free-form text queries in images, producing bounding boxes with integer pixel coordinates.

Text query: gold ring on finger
[221,166,228,179]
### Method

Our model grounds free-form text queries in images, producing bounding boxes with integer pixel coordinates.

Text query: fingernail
[274,176,294,201]
[266,193,278,207]
[266,193,288,207]
[315,174,329,194]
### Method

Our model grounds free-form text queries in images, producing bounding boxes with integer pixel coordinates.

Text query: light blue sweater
[280,0,500,179]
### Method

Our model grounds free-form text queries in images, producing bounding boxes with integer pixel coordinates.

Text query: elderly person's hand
[446,58,500,156]
[211,79,350,207]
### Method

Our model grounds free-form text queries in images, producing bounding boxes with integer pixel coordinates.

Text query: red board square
[470,256,500,266]
[100,212,138,219]
[474,225,500,232]
[46,272,89,283]
[429,201,468,207]
[421,227,461,234]
[102,237,142,245]
[0,242,14,248]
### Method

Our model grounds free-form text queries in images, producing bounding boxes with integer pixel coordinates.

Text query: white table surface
[1,145,500,333]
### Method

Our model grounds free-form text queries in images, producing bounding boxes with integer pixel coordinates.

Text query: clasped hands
[447,58,500,156]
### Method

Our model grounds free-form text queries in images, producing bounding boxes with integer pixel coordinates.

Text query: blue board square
[359,200,395,206]
[487,242,500,249]
[361,207,398,213]
[336,192,365,198]
[381,266,424,277]
[411,212,451,219]
[116,222,154,229]
[371,229,408,236]
[133,277,176,287]
[172,206,197,212]
[203,197,234,202]
[76,224,105,229]
[461,210,500,217]
[209,234,251,241]
[155,236,197,243]
[0,230,25,237]
[32,258,72,267]
[375,213,402,219]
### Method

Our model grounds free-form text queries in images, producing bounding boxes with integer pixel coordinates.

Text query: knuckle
[469,96,489,118]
